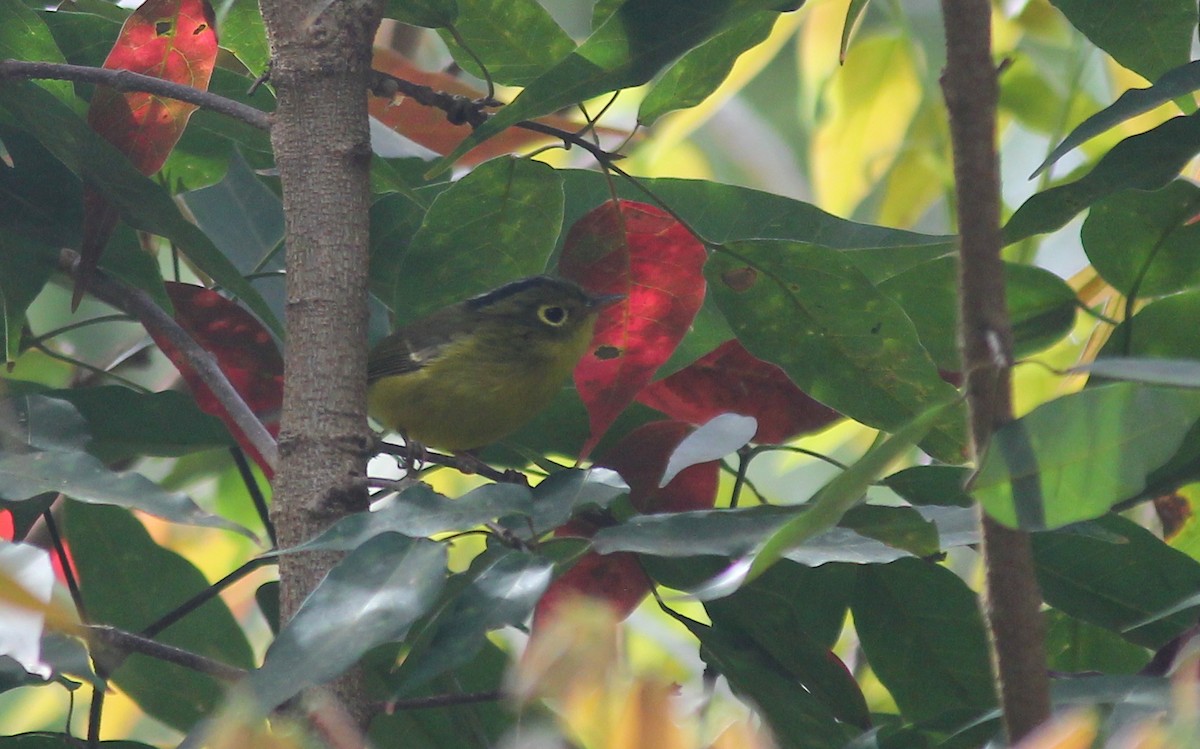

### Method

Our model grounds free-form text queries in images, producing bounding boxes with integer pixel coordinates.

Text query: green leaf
[38,0,124,68]
[64,502,255,732]
[745,397,960,582]
[1048,0,1194,82]
[638,12,777,126]
[244,533,446,712]
[1033,515,1200,648]
[437,0,575,86]
[513,467,628,537]
[391,157,565,320]
[281,482,532,553]
[708,241,964,460]
[1081,181,1200,297]
[0,124,82,248]
[1044,609,1150,675]
[387,547,551,697]
[0,0,74,104]
[973,383,1200,530]
[0,411,251,537]
[217,0,271,74]
[1032,60,1200,178]
[435,0,799,169]
[884,465,973,507]
[839,0,869,62]
[674,616,857,749]
[383,0,457,27]
[877,256,1077,370]
[4,385,233,460]
[852,559,995,722]
[1004,110,1200,245]
[0,234,57,364]
[367,640,514,748]
[0,81,282,337]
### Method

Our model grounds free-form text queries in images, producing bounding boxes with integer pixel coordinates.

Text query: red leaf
[558,200,707,457]
[598,420,720,514]
[637,340,841,444]
[532,551,649,630]
[150,282,282,475]
[532,421,719,630]
[0,511,11,542]
[77,0,219,308]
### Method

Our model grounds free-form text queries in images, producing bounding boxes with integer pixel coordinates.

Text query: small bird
[367,276,622,451]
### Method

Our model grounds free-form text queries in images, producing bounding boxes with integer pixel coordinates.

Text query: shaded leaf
[598,419,720,514]
[1004,111,1200,245]
[884,465,973,507]
[1033,515,1200,649]
[0,0,74,104]
[0,449,251,538]
[282,482,531,553]
[1032,60,1200,178]
[513,467,628,537]
[391,157,564,320]
[0,81,281,336]
[391,547,551,696]
[436,0,574,86]
[64,502,254,731]
[531,549,648,628]
[559,200,708,456]
[973,383,1200,530]
[1081,181,1200,297]
[638,12,777,126]
[437,0,800,168]
[852,559,995,722]
[1048,0,1194,82]
[149,282,282,474]
[638,340,840,443]
[707,241,964,461]
[245,533,446,712]
[383,0,457,28]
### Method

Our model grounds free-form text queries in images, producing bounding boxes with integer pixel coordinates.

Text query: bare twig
[0,60,271,131]
[939,0,1050,740]
[85,625,247,681]
[57,249,279,472]
[366,69,624,166]
[373,442,529,485]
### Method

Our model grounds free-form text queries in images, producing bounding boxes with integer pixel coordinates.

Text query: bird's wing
[367,311,463,382]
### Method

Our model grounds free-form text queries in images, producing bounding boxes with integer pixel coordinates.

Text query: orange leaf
[77,0,218,308]
[558,200,707,458]
[638,340,841,444]
[150,282,281,476]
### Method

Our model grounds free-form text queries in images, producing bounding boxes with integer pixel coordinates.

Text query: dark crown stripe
[465,275,575,310]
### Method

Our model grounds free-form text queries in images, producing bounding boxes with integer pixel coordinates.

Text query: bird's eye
[538,304,568,326]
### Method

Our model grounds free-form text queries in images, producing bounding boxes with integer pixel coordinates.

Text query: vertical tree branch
[939,0,1051,741]
[257,0,383,727]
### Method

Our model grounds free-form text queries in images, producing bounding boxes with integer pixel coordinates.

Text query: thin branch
[372,441,528,485]
[85,625,246,681]
[366,70,624,166]
[141,556,276,638]
[940,0,1050,740]
[57,249,279,472]
[232,447,278,548]
[0,60,271,131]
[383,690,503,711]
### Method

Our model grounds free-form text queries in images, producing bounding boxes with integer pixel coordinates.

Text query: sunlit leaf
[974,383,1200,530]
[597,420,720,513]
[436,0,574,86]
[78,0,219,307]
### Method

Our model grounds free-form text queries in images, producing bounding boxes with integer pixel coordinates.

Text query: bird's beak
[587,292,625,309]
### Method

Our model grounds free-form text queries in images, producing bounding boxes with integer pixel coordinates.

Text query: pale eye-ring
[538,304,568,326]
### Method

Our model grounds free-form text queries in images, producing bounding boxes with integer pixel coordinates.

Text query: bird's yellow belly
[367,342,579,450]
